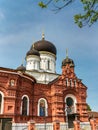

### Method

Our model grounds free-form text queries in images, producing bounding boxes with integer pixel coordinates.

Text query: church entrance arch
[65,94,77,128]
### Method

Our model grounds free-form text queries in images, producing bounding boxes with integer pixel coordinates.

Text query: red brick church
[0,34,93,130]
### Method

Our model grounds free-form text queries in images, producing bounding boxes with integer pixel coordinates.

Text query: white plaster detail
[26,55,40,71]
[26,52,56,73]
[12,123,53,130]
[12,122,91,130]
[39,52,56,73]
[0,91,4,114]
[26,70,59,84]
[12,123,28,130]
[25,48,58,84]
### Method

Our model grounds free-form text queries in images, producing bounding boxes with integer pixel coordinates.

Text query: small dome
[16,64,26,72]
[62,57,75,67]
[31,37,57,55]
[26,48,40,57]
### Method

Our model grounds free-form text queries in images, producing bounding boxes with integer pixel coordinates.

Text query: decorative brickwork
[0,59,88,126]
[0,52,89,129]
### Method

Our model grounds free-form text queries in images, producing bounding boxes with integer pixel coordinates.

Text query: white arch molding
[38,98,48,116]
[65,94,77,115]
[0,91,4,114]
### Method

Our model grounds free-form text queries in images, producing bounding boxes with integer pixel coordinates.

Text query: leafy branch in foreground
[38,0,98,27]
[74,0,98,27]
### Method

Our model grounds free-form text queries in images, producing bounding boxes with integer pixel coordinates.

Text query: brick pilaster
[53,120,60,130]
[28,120,35,130]
[90,119,96,130]
[73,120,80,130]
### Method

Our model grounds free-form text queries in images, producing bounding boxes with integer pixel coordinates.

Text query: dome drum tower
[25,34,59,84]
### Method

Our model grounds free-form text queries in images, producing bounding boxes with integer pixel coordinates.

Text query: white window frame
[38,98,48,116]
[65,94,77,115]
[0,91,4,114]
[21,95,29,115]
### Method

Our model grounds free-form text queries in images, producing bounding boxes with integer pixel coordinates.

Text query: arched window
[0,92,4,114]
[47,60,50,70]
[66,97,73,106]
[38,98,48,116]
[65,94,77,115]
[21,95,29,116]
[10,79,15,86]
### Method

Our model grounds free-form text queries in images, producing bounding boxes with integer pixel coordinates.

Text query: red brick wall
[0,65,88,123]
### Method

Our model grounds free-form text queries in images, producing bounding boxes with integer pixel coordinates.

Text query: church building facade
[0,34,89,130]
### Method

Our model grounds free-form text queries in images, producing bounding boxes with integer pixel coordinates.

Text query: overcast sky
[0,0,98,111]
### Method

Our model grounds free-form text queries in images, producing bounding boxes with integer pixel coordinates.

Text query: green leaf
[38,1,47,8]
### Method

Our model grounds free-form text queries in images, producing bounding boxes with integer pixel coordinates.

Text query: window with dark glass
[66,97,73,107]
[66,97,74,114]
[22,97,27,115]
[47,60,50,70]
